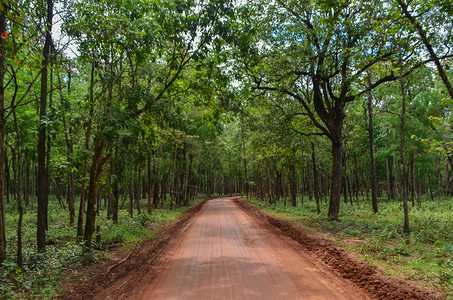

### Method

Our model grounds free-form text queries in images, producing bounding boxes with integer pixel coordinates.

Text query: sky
[53,2,78,58]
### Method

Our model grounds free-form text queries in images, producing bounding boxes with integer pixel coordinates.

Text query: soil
[60,197,444,300]
[59,199,208,300]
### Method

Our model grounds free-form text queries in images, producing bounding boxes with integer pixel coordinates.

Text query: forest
[0,0,452,298]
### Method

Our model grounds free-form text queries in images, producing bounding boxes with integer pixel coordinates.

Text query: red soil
[59,197,444,300]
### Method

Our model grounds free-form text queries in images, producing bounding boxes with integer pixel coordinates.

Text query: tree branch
[252,84,332,139]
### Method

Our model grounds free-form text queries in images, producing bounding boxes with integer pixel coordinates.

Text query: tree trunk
[46,61,53,217]
[267,161,272,204]
[188,153,194,202]
[183,145,189,206]
[83,136,109,249]
[0,7,7,264]
[5,148,9,204]
[444,161,450,196]
[385,146,392,201]
[342,175,348,204]
[353,154,360,205]
[161,175,167,208]
[399,54,410,234]
[67,170,75,225]
[24,156,29,207]
[347,172,353,205]
[135,165,141,214]
[12,109,23,268]
[77,191,86,237]
[97,191,101,216]
[11,147,16,202]
[307,167,313,202]
[58,67,75,225]
[111,155,119,223]
[142,175,147,200]
[328,125,343,220]
[106,163,112,219]
[410,153,416,207]
[112,182,119,223]
[107,188,112,219]
[311,142,321,214]
[129,168,133,218]
[37,0,53,252]
[77,61,96,238]
[147,156,152,214]
[300,168,305,205]
[153,170,160,207]
[170,144,178,210]
[242,139,248,196]
[367,74,379,213]
[289,163,297,207]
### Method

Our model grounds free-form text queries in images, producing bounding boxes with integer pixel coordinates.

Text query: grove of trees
[0,0,452,293]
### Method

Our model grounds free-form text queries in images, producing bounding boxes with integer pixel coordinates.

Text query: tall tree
[37,0,53,252]
[0,3,7,263]
[57,60,75,225]
[366,74,379,213]
[398,51,410,233]
[11,81,24,268]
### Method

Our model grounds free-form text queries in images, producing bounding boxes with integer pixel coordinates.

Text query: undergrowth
[0,196,201,299]
[245,195,453,299]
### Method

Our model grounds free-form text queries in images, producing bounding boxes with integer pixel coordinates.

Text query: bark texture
[37,0,53,252]
[0,7,7,263]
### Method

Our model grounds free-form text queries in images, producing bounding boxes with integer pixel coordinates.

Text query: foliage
[1,0,453,298]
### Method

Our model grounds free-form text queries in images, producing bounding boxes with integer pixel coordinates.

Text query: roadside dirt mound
[234,199,444,300]
[59,199,208,300]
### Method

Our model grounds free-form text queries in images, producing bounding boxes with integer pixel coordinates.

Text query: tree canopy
[0,0,452,296]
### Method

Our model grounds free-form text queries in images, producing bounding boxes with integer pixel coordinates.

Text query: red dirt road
[64,197,441,299]
[136,198,368,300]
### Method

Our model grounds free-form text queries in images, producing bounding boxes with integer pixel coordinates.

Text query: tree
[366,73,379,213]
[395,1,453,176]
[0,3,7,264]
[398,51,410,233]
[57,59,76,225]
[37,0,53,252]
[238,0,405,220]
[396,0,453,99]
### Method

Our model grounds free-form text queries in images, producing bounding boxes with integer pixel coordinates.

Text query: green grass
[1,195,203,299]
[244,195,453,299]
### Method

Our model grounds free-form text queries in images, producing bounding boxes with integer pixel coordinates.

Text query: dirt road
[136,198,368,300]
[65,197,440,300]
